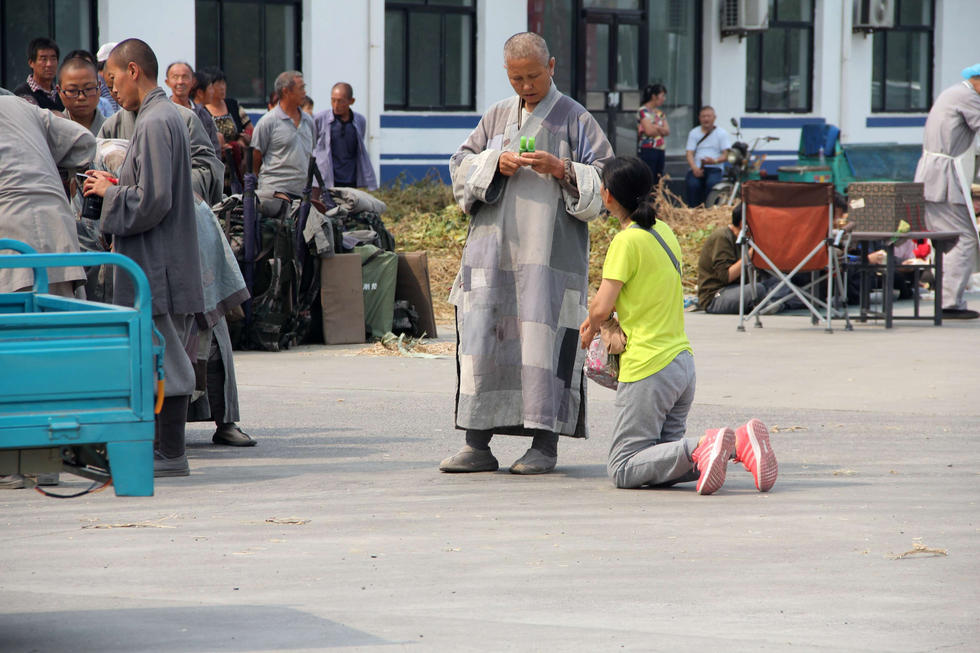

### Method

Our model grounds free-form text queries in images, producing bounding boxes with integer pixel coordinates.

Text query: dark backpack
[214,195,320,351]
[339,211,396,252]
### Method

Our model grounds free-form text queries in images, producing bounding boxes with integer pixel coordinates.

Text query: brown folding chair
[737,181,851,332]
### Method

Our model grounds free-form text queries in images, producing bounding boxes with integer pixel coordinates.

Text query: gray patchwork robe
[449,83,613,438]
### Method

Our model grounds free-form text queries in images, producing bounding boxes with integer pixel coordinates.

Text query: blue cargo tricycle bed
[0,239,163,496]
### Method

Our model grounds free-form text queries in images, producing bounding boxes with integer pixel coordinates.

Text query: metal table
[849,231,960,328]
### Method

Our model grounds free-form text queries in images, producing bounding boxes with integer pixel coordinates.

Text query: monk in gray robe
[440,33,613,475]
[84,39,204,477]
[99,99,224,206]
[0,96,94,295]
[914,64,980,319]
[98,95,254,446]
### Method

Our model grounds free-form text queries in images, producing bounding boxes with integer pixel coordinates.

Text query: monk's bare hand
[519,151,563,179]
[83,170,116,198]
[579,316,597,349]
[498,151,524,177]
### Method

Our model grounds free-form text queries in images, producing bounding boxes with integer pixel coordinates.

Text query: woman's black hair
[640,83,667,105]
[601,156,657,229]
[193,71,210,95]
[200,66,226,84]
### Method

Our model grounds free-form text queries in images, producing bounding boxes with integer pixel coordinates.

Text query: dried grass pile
[377,174,734,320]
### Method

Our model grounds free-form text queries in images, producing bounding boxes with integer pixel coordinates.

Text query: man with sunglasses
[57,56,105,136]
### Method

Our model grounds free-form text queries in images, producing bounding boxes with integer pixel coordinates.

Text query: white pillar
[97,0,196,84]
[477,0,525,112]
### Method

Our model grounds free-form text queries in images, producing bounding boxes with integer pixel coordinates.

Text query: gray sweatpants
[924,200,980,310]
[607,350,699,489]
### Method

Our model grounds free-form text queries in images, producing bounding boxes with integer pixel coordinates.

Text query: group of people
[3,28,976,494]
[0,35,380,488]
[634,85,732,209]
[440,32,778,495]
[639,70,980,320]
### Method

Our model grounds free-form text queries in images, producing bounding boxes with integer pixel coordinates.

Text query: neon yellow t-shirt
[601,222,693,383]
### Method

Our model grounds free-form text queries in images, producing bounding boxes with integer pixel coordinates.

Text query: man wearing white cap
[914,64,980,319]
[95,42,121,116]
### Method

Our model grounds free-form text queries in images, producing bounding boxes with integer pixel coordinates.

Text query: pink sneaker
[734,419,778,492]
[691,427,735,495]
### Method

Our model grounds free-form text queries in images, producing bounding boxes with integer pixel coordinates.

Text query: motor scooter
[706,118,779,207]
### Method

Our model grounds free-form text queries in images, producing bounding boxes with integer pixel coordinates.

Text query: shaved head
[503,32,550,66]
[58,56,97,82]
[109,38,158,81]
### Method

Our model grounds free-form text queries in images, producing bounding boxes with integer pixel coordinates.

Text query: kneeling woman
[579,157,777,494]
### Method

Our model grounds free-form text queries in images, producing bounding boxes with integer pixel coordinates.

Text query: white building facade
[1,0,974,185]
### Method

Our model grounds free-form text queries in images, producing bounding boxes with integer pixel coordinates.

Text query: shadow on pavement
[0,604,391,652]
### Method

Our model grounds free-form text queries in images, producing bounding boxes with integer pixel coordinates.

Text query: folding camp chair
[737,180,851,332]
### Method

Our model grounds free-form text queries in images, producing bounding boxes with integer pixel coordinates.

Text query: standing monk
[440,32,613,475]
[84,39,204,477]
[914,64,980,319]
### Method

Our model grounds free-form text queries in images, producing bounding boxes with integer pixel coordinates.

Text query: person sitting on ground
[56,55,105,136]
[580,155,778,494]
[251,70,316,200]
[696,203,770,313]
[14,37,64,111]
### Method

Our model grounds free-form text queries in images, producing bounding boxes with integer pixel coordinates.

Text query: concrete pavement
[1,301,978,652]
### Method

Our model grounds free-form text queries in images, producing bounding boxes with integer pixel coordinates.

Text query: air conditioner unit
[721,0,769,38]
[853,0,895,32]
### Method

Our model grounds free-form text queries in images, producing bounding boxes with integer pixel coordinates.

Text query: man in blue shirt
[684,106,731,207]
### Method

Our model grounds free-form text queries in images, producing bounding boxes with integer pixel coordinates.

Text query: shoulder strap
[632,224,680,275]
[695,126,715,148]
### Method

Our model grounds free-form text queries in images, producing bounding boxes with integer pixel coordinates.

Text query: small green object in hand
[519,136,535,153]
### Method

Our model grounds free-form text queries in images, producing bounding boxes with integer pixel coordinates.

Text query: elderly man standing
[439,32,613,475]
[84,39,204,477]
[684,106,730,207]
[252,71,316,199]
[312,82,378,192]
[165,61,221,156]
[914,65,980,319]
[57,56,105,136]
[13,38,64,111]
